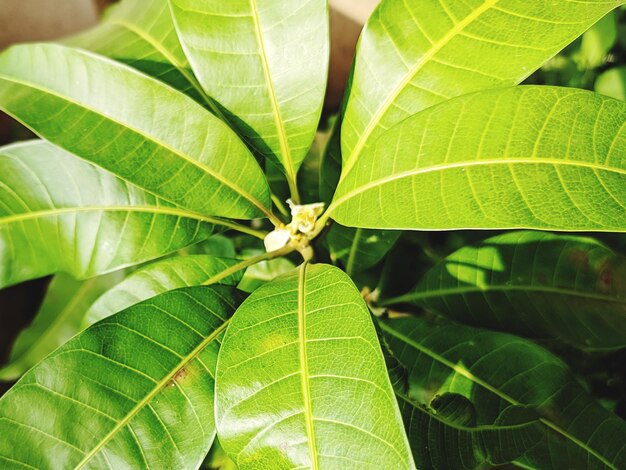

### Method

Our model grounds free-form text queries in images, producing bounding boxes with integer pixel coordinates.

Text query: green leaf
[380,316,626,469]
[0,141,214,288]
[398,393,543,469]
[327,223,401,275]
[577,12,617,69]
[65,0,210,108]
[595,66,626,101]
[385,231,626,350]
[340,0,625,178]
[0,271,125,381]
[331,86,626,230]
[215,263,414,468]
[0,43,273,220]
[85,255,243,325]
[237,249,296,293]
[169,0,330,185]
[0,285,242,469]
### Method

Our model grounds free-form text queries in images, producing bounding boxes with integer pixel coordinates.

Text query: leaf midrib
[297,262,319,469]
[0,72,272,219]
[340,0,501,179]
[249,0,297,185]
[388,284,626,306]
[331,157,626,214]
[74,318,230,469]
[379,322,617,470]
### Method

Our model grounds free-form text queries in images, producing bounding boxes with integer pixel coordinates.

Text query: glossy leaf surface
[388,231,626,350]
[0,141,213,288]
[66,0,208,107]
[0,286,242,469]
[0,272,124,381]
[0,43,272,219]
[85,255,242,325]
[332,87,626,230]
[381,316,626,469]
[340,0,625,178]
[169,0,330,182]
[215,263,414,468]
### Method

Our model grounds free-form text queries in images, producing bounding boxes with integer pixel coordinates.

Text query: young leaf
[0,286,242,469]
[215,263,414,468]
[0,141,214,288]
[0,271,125,381]
[84,255,243,325]
[385,231,626,350]
[0,43,273,220]
[169,0,330,190]
[331,87,626,230]
[66,0,209,107]
[398,393,543,469]
[340,0,625,178]
[380,316,626,469]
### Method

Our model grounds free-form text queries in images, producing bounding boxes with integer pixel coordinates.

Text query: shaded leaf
[0,43,272,220]
[0,271,124,381]
[215,263,414,468]
[385,231,626,350]
[0,286,243,469]
[380,316,626,469]
[0,141,213,288]
[332,87,626,231]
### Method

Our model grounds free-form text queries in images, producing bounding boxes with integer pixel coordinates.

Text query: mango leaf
[169,0,330,187]
[0,285,242,469]
[332,87,626,231]
[85,255,243,325]
[0,271,125,381]
[595,66,626,101]
[380,316,626,469]
[65,0,210,108]
[0,140,214,288]
[0,43,273,220]
[215,263,414,468]
[340,0,625,178]
[384,231,626,351]
[327,223,401,275]
[398,393,542,469]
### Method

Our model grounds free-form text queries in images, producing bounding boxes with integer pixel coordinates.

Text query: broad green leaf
[0,141,214,288]
[0,43,272,220]
[327,223,401,275]
[169,0,330,184]
[340,0,625,178]
[65,0,209,107]
[0,271,124,381]
[332,87,626,230]
[85,255,243,325]
[398,393,542,469]
[0,286,242,469]
[595,66,626,101]
[381,316,626,469]
[384,231,626,350]
[215,263,414,468]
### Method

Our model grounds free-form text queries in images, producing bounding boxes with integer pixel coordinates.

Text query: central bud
[264,199,325,259]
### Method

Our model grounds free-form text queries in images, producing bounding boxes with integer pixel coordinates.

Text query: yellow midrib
[329,157,626,214]
[297,263,320,469]
[74,319,230,469]
[249,0,297,185]
[340,0,501,181]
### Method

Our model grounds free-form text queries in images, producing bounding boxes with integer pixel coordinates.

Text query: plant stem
[377,293,415,307]
[202,245,295,286]
[201,216,268,240]
[271,193,290,219]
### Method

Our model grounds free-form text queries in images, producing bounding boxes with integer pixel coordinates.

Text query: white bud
[264,228,291,252]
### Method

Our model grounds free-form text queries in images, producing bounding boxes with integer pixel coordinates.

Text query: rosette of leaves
[1,0,626,468]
